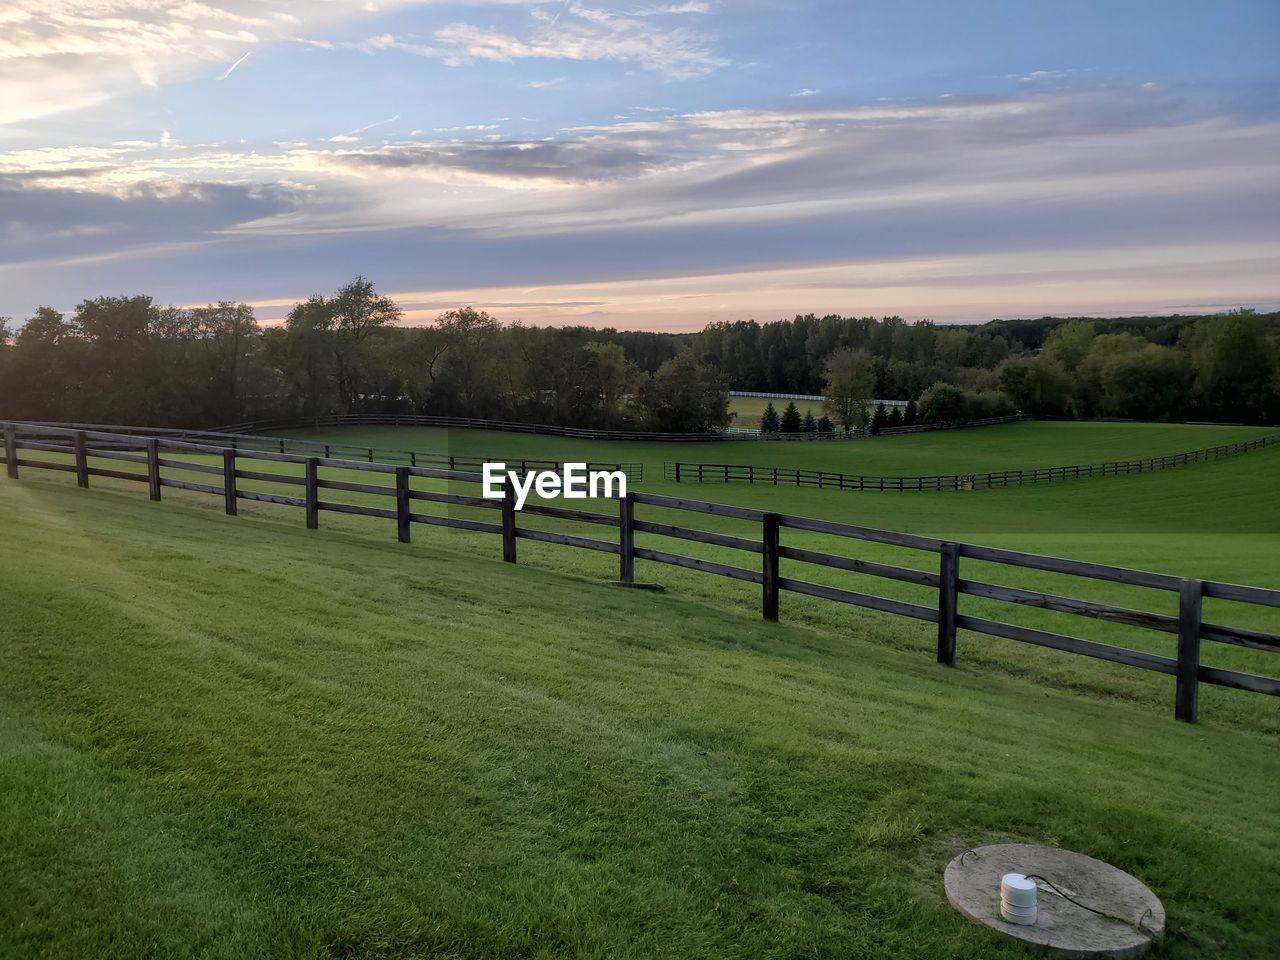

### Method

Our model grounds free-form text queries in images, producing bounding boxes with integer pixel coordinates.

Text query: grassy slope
[22,421,1280,728]
[270,420,1275,478]
[2,476,1278,959]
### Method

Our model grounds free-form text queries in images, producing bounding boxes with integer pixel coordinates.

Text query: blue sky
[2,1,1278,329]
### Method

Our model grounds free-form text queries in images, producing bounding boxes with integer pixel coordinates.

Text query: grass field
[727,394,822,427]
[3,474,1279,959]
[272,419,1275,480]
[4,420,1279,957]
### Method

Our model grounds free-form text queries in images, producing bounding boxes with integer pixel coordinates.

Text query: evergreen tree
[817,415,834,434]
[760,401,780,433]
[904,399,918,424]
[802,410,817,433]
[888,406,903,428]
[780,401,803,433]
[870,402,889,435]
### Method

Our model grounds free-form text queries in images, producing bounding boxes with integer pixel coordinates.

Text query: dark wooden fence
[22,420,643,483]
[664,430,1280,492]
[4,420,1278,724]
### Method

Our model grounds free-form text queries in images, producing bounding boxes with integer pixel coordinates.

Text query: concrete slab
[944,843,1165,958]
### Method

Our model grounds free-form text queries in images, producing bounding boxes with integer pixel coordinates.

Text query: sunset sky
[3,1,1278,330]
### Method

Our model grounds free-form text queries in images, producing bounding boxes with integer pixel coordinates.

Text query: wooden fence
[664,429,1280,492]
[23,420,643,483]
[4,420,1278,724]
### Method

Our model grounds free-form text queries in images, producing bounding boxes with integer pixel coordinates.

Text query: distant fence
[731,390,910,407]
[24,420,643,483]
[664,430,1280,492]
[5,419,1278,724]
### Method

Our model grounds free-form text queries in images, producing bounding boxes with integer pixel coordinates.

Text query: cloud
[0,0,427,124]
[216,50,252,80]
[790,88,818,97]
[0,175,301,265]
[357,4,727,80]
[1,88,1276,324]
[335,138,677,184]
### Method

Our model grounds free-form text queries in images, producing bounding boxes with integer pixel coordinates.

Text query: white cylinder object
[1001,873,1037,924]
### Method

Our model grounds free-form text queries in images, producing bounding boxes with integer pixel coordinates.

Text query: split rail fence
[4,420,1278,724]
[664,429,1280,492]
[26,420,642,483]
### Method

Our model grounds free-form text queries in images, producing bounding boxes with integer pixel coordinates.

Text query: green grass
[727,395,822,427]
[3,474,1279,958]
[272,419,1275,481]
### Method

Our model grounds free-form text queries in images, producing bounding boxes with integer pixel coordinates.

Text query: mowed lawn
[2,471,1280,958]
[269,419,1276,481]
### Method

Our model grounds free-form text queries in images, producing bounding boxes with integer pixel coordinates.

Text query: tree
[638,352,730,432]
[997,357,1075,417]
[802,411,817,433]
[282,295,338,418]
[904,399,917,424]
[760,401,780,433]
[5,307,80,419]
[870,402,889,434]
[1181,313,1273,422]
[583,341,642,428]
[817,414,834,434]
[821,347,876,436]
[780,401,802,433]
[329,276,402,411]
[916,382,968,423]
[188,301,259,423]
[431,307,502,414]
[1041,320,1096,373]
[888,406,903,428]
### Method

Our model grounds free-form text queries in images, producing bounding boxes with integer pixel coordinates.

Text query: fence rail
[22,420,642,483]
[4,419,1278,724]
[664,429,1280,492]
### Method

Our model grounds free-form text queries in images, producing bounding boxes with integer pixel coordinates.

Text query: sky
[2,1,1278,330]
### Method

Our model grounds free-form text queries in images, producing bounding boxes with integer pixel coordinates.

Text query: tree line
[1,280,1276,431]
[0,278,726,432]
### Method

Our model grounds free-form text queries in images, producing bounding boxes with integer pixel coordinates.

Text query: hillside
[2,472,1278,958]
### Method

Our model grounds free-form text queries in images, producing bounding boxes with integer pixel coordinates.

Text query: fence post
[305,458,319,529]
[1176,579,1203,723]
[937,542,960,666]
[762,512,780,621]
[675,462,681,483]
[4,424,16,479]
[146,439,161,501]
[395,467,411,544]
[222,448,237,516]
[618,492,635,583]
[73,430,89,487]
[501,480,517,563]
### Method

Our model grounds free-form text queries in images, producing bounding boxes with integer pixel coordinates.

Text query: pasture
[727,393,822,427]
[3,418,1279,958]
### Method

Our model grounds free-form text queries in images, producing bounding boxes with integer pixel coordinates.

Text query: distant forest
[1,279,1277,431]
